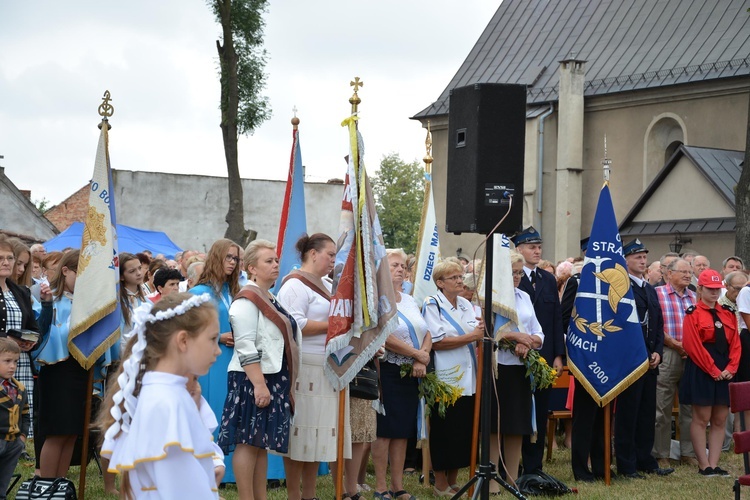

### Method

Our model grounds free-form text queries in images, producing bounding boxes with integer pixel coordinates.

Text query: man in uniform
[512,227,564,475]
[614,239,673,477]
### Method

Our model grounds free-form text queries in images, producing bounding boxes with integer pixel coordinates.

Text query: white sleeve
[423,300,448,343]
[147,447,216,498]
[229,298,261,366]
[738,287,750,315]
[277,281,310,331]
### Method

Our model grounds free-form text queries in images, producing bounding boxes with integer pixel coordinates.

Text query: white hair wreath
[104,293,212,440]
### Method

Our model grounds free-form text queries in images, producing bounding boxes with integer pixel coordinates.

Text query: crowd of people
[0,227,748,499]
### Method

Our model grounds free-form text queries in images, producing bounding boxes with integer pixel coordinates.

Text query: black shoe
[19,451,34,462]
[699,467,717,477]
[574,474,596,483]
[418,471,435,486]
[623,472,646,479]
[713,466,730,477]
[643,467,675,476]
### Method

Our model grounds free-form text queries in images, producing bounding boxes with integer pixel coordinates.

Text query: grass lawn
[11,440,744,499]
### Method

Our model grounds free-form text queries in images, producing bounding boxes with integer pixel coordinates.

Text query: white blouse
[496,288,545,366]
[385,292,430,366]
[423,291,479,396]
[277,277,331,355]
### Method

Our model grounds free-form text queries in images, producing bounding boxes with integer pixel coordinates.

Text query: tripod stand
[450,235,526,500]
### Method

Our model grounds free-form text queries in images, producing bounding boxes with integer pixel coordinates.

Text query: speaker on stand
[445,83,527,500]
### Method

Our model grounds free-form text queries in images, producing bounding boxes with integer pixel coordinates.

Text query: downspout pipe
[536,102,555,235]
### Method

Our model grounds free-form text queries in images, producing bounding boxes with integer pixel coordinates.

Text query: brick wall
[44,185,89,231]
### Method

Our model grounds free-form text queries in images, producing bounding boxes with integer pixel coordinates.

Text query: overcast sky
[0,1,499,206]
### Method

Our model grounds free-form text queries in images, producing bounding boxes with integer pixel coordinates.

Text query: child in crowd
[99,292,222,499]
[0,338,29,500]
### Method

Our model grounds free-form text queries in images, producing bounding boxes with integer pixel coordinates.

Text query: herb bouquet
[400,364,464,418]
[497,338,557,390]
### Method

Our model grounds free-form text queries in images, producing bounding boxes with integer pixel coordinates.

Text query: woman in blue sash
[423,259,483,497]
[372,249,432,500]
[189,238,242,484]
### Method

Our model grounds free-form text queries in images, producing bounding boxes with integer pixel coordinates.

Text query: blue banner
[566,184,648,406]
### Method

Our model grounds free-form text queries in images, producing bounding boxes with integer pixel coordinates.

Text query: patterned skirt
[218,361,292,454]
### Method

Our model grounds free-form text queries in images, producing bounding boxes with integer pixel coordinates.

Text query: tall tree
[372,153,424,254]
[737,95,750,265]
[210,0,271,245]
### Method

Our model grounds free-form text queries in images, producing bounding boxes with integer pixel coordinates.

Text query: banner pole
[335,390,345,500]
[469,338,484,496]
[604,402,611,486]
[78,367,95,500]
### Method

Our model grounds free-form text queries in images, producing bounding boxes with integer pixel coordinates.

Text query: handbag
[15,477,77,500]
[349,360,380,400]
[515,471,571,496]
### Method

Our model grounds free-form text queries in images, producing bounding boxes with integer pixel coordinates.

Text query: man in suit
[614,239,673,478]
[512,227,565,474]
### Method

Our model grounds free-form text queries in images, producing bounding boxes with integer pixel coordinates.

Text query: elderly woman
[277,233,350,500]
[681,269,740,476]
[189,238,242,484]
[219,240,299,499]
[489,251,544,491]
[423,259,483,497]
[372,249,432,500]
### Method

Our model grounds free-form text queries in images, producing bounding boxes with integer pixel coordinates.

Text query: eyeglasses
[512,270,525,277]
[441,275,464,282]
[0,256,15,263]
[224,255,240,263]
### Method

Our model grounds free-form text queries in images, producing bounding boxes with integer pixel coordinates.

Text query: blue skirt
[680,342,730,407]
[218,361,292,454]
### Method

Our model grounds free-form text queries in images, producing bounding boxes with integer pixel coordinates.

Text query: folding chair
[546,366,572,462]
[729,381,750,499]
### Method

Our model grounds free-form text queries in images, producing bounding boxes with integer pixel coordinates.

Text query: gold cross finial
[98,90,114,118]
[350,77,364,93]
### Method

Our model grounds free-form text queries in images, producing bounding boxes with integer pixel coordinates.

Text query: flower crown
[104,293,212,440]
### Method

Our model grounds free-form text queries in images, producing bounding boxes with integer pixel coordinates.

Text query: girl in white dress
[99,292,222,499]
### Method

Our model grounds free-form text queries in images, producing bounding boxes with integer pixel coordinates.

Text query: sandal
[343,494,362,500]
[391,490,416,500]
[433,486,454,498]
[373,492,392,500]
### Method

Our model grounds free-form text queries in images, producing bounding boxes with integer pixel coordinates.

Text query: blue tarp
[45,222,183,259]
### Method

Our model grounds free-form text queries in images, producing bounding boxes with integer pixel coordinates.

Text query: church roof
[619,145,743,236]
[414,0,750,118]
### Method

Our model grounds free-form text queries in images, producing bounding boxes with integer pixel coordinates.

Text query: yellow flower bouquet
[400,364,464,418]
[497,339,557,391]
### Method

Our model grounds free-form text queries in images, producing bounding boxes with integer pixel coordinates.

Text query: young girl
[35,249,86,478]
[99,292,222,498]
[119,253,148,354]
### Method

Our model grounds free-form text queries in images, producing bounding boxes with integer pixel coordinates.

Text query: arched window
[643,114,687,188]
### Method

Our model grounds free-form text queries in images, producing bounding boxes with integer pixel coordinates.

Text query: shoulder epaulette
[721,303,736,313]
[685,305,696,314]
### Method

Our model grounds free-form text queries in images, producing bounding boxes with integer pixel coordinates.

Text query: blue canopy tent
[45,222,183,259]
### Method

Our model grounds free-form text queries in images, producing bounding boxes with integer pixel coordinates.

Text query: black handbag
[516,471,571,496]
[15,477,77,500]
[349,360,380,400]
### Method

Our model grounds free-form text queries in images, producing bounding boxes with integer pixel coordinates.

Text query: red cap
[698,269,724,289]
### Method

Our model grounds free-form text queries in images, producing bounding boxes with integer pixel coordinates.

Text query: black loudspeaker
[446,83,526,235]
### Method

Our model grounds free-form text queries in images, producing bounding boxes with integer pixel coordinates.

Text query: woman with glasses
[423,259,483,497]
[189,238,242,484]
[489,251,543,491]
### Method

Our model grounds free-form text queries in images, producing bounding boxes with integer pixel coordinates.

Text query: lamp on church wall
[668,231,692,254]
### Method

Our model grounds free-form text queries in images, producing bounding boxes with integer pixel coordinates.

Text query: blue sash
[397,309,427,441]
[425,297,477,373]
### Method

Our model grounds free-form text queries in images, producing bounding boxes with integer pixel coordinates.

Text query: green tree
[209,0,271,245]
[372,153,424,254]
[33,197,51,214]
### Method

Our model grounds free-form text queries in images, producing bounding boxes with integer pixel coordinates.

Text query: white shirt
[277,277,331,355]
[737,286,750,330]
[385,292,430,366]
[423,291,479,395]
[102,372,219,499]
[496,288,545,366]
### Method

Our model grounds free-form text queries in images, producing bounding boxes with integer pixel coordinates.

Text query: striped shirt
[655,283,696,343]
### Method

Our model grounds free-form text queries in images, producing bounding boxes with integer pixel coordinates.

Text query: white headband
[104,293,212,440]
